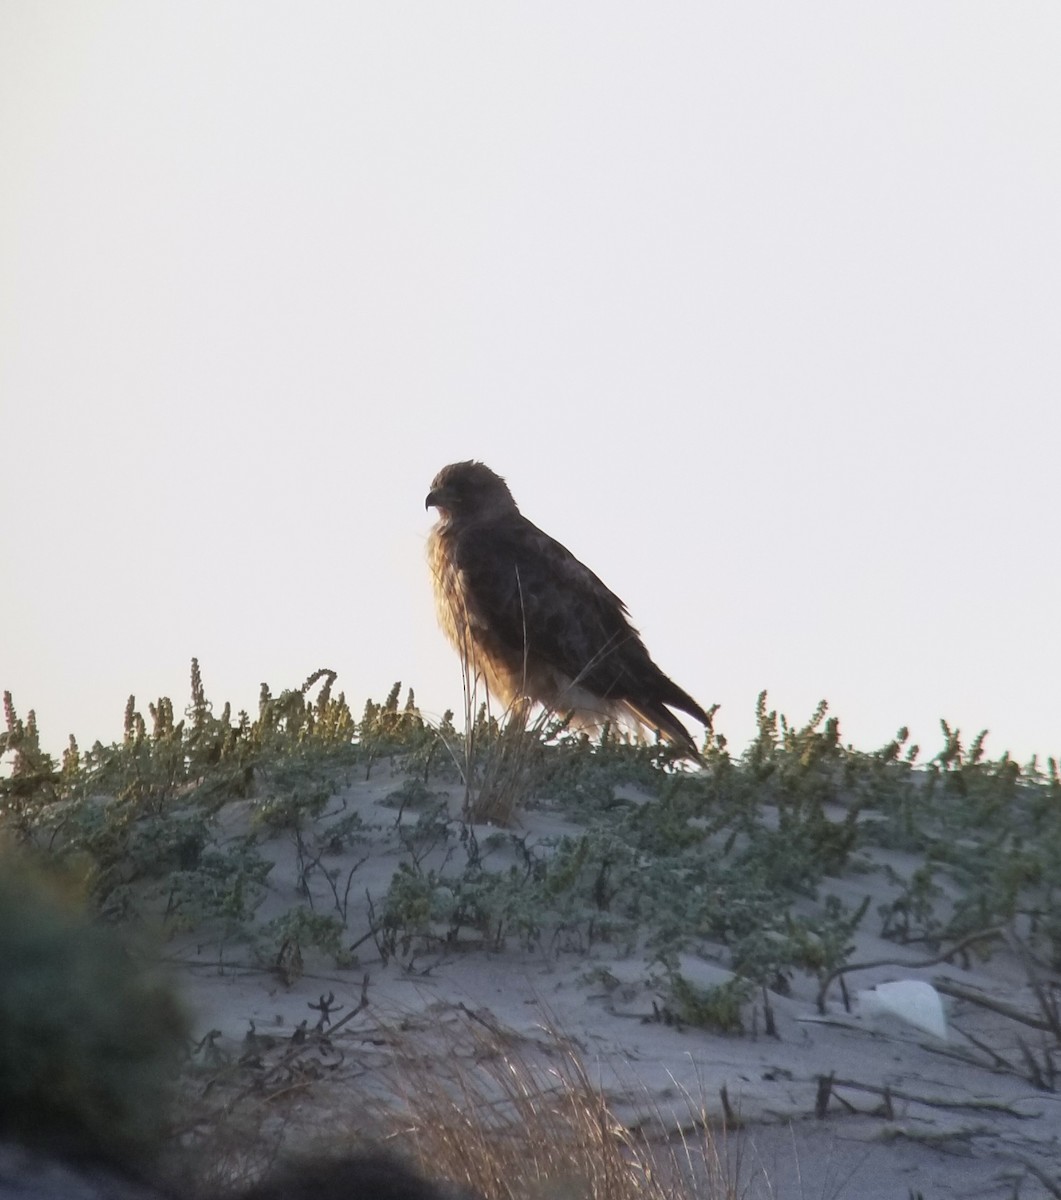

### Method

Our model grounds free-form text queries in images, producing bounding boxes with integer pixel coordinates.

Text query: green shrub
[0,856,189,1168]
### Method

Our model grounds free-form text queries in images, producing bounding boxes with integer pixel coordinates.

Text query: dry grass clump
[440,644,550,826]
[167,1006,750,1200]
[461,699,552,826]
[377,1009,745,1200]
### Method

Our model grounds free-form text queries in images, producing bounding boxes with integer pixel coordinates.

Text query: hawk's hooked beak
[425,486,451,512]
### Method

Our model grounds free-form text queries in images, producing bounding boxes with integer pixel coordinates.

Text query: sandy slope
[168,761,1060,1199]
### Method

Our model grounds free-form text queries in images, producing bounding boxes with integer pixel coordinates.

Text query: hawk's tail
[622,686,708,762]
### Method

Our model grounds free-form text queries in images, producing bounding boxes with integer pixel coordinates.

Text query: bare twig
[934,978,1058,1033]
[829,1078,1036,1117]
[1003,928,1061,1039]
[814,1072,834,1118]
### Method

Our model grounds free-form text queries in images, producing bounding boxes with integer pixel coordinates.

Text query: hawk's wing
[453,516,699,718]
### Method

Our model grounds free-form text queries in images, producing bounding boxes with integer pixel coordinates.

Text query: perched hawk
[425,460,710,758]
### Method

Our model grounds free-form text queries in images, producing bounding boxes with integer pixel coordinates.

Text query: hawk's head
[425,461,519,522]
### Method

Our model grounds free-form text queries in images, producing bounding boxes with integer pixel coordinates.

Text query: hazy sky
[2,3,1059,766]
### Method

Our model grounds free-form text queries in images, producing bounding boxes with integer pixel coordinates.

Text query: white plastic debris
[857,979,948,1040]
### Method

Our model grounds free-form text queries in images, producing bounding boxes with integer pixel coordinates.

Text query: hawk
[425,460,710,758]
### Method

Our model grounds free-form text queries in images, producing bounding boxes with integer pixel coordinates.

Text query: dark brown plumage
[425,460,709,758]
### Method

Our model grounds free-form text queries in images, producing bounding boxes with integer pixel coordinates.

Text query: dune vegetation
[2,661,1059,1197]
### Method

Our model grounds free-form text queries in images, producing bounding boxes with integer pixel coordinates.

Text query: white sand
[166,762,1060,1198]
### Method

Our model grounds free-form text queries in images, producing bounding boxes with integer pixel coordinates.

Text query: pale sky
[2,3,1060,766]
